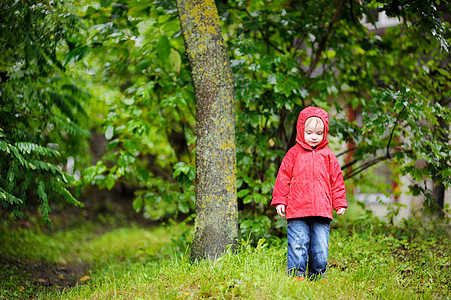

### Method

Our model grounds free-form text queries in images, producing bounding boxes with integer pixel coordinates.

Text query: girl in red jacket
[271,106,347,280]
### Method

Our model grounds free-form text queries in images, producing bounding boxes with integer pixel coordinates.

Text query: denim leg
[307,217,330,278]
[286,218,310,277]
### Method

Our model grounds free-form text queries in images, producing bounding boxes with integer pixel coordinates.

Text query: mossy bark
[176,0,238,260]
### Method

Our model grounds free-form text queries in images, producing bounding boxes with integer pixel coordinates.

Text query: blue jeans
[287,217,331,278]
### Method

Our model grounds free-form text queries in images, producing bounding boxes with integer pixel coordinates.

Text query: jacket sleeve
[329,154,348,210]
[271,147,297,207]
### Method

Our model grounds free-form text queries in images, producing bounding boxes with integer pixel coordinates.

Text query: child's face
[304,117,324,148]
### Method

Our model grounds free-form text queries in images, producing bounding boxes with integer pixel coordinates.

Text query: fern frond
[15,142,60,157]
[62,83,90,100]
[6,162,17,192]
[42,45,65,72]
[60,172,77,186]
[19,173,32,201]
[10,208,25,219]
[62,92,89,118]
[3,140,62,175]
[60,83,90,117]
[30,160,76,185]
[0,188,23,205]
[37,179,48,203]
[0,139,10,153]
[37,179,51,223]
[8,144,36,170]
[32,160,58,175]
[50,115,89,136]
[48,90,75,120]
[49,181,84,208]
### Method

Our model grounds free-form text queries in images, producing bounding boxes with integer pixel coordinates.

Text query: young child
[271,106,347,280]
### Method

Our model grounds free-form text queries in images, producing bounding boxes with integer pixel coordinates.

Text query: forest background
[0,0,450,299]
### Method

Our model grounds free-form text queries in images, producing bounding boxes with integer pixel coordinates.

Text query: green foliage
[63,0,449,228]
[222,0,450,222]
[342,87,450,184]
[70,0,196,220]
[173,162,196,188]
[0,0,89,221]
[239,212,283,246]
[3,0,449,225]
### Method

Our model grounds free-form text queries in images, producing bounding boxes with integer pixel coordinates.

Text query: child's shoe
[294,276,305,281]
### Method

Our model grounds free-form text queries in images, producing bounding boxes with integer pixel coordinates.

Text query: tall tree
[176,0,238,260]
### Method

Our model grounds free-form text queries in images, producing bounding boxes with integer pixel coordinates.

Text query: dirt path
[1,257,91,290]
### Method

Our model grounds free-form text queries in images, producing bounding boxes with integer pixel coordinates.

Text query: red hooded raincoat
[271,107,347,220]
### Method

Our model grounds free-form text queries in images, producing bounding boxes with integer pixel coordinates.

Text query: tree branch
[349,0,357,25]
[306,0,346,78]
[344,155,389,180]
[258,26,285,54]
[341,157,360,171]
[230,7,285,54]
[336,146,357,158]
[386,106,406,159]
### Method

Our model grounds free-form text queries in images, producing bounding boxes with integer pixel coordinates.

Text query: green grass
[0,218,450,299]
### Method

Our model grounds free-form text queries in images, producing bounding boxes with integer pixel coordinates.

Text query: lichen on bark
[176,0,238,260]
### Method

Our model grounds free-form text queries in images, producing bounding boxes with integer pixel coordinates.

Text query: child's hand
[276,205,286,218]
[337,208,346,215]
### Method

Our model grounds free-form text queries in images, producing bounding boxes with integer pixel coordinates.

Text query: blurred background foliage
[1,0,450,241]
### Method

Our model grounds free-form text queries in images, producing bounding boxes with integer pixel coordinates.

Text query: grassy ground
[0,217,449,299]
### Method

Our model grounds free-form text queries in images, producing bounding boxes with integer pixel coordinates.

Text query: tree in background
[73,0,198,220]
[176,0,238,260]
[0,0,88,222]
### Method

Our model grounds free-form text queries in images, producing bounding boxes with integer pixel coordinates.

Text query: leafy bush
[0,1,89,221]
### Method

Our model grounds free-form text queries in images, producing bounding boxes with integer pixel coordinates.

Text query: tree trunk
[176,0,238,260]
[431,96,449,218]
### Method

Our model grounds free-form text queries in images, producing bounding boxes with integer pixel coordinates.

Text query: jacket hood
[296,106,329,150]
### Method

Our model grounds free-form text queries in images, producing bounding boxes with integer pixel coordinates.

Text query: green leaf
[82,166,97,182]
[261,181,272,194]
[124,139,138,153]
[178,201,190,214]
[100,0,113,7]
[243,194,253,204]
[0,188,23,205]
[105,125,114,140]
[258,215,272,228]
[133,196,144,212]
[104,173,116,190]
[63,45,90,66]
[136,168,150,183]
[50,181,84,208]
[237,189,250,198]
[106,139,120,150]
[169,49,181,73]
[254,193,267,204]
[157,35,171,61]
[136,58,151,72]
[15,142,60,157]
